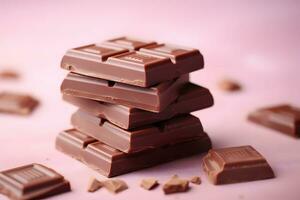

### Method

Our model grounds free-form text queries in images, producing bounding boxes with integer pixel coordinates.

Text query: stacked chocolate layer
[56,37,214,177]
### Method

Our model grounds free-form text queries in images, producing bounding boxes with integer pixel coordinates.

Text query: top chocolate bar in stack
[61,37,204,87]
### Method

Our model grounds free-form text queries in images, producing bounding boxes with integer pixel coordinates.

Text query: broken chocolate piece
[55,129,211,177]
[203,145,275,185]
[61,72,188,112]
[63,82,213,129]
[103,179,128,194]
[87,177,102,192]
[0,163,71,200]
[218,79,241,91]
[0,70,19,79]
[0,92,39,115]
[140,178,159,190]
[248,104,300,138]
[163,175,189,194]
[71,110,204,153]
[61,37,203,87]
[190,176,201,185]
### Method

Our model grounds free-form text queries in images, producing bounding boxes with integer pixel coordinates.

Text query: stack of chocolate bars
[56,37,214,177]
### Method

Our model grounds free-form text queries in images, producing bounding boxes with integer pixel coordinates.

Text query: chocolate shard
[203,146,275,185]
[218,79,241,92]
[71,110,204,153]
[140,178,159,190]
[87,177,102,192]
[61,37,203,87]
[61,72,188,113]
[190,176,201,185]
[0,70,19,79]
[55,129,212,177]
[103,179,128,194]
[0,92,39,115]
[0,164,71,200]
[248,104,300,138]
[163,175,189,194]
[63,82,213,129]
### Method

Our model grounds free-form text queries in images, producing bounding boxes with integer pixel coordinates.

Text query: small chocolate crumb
[103,179,128,194]
[140,178,159,190]
[0,70,19,79]
[87,177,102,192]
[218,79,241,92]
[190,176,201,185]
[163,175,189,194]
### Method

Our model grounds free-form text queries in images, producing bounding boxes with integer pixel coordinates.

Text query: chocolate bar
[56,129,211,177]
[61,37,203,87]
[248,104,300,138]
[61,72,188,112]
[203,146,274,185]
[63,83,213,129]
[71,110,204,153]
[0,92,39,115]
[0,164,70,199]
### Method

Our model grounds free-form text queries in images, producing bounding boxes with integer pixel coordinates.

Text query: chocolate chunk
[0,92,39,115]
[71,110,204,153]
[0,164,71,199]
[0,70,19,79]
[87,177,102,192]
[140,178,159,190]
[61,72,188,112]
[61,37,203,87]
[248,104,300,138]
[103,179,128,194]
[163,175,189,194]
[55,129,211,177]
[218,79,241,91]
[190,176,201,185]
[63,82,213,129]
[203,145,275,185]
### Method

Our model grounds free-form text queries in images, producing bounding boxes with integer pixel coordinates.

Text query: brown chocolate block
[0,92,39,115]
[71,110,204,153]
[248,104,300,138]
[61,72,188,113]
[203,146,274,185]
[55,129,212,177]
[61,37,203,87]
[163,175,189,194]
[0,164,70,200]
[63,82,213,129]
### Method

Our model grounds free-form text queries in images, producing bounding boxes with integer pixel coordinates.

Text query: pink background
[0,0,300,199]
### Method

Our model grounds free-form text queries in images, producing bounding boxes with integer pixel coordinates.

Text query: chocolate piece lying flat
[71,110,204,153]
[248,105,300,138]
[190,176,201,185]
[61,37,203,87]
[103,179,128,194]
[0,164,70,200]
[163,175,189,194]
[0,92,39,115]
[140,178,159,190]
[203,145,274,185]
[61,72,188,112]
[56,129,211,177]
[218,79,241,92]
[63,82,213,129]
[0,70,19,79]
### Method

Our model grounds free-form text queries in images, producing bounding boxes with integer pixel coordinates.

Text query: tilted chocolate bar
[0,164,70,200]
[71,110,204,153]
[203,146,274,185]
[248,104,300,138]
[63,83,213,129]
[0,92,39,115]
[61,37,203,87]
[61,72,188,112]
[56,129,211,177]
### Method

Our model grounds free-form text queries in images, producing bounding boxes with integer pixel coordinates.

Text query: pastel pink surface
[0,0,300,200]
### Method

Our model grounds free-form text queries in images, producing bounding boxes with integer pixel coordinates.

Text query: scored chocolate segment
[71,109,204,153]
[56,129,212,177]
[103,37,156,50]
[203,146,274,185]
[248,104,300,138]
[0,164,70,199]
